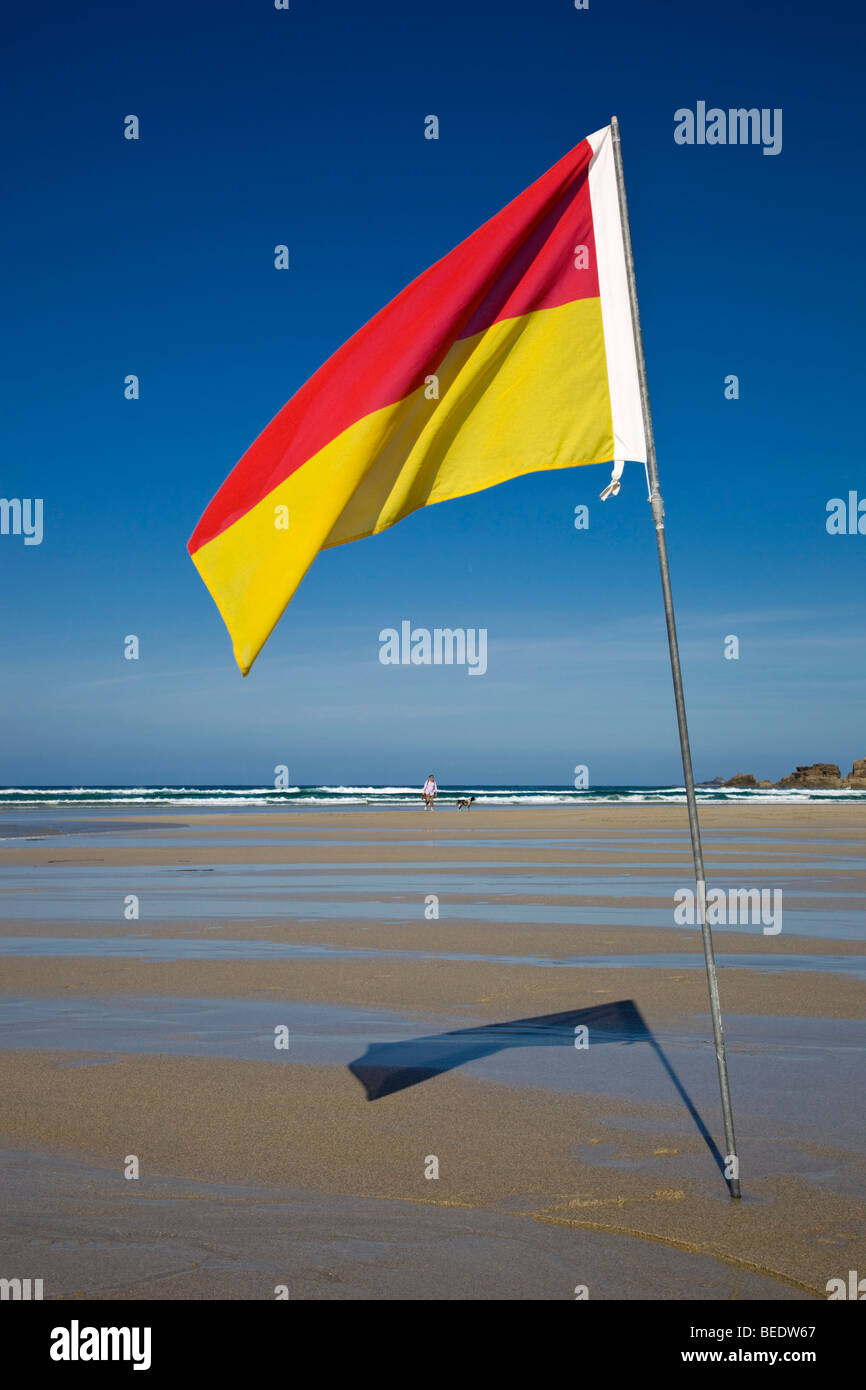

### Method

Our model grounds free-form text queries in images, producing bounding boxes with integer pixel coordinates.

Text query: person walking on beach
[422,773,437,810]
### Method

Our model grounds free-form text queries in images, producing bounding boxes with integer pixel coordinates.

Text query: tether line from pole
[609,115,741,1198]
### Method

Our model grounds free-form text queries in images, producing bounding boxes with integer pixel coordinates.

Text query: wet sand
[0,805,864,1299]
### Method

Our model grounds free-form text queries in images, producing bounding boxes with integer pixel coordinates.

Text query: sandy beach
[1,803,864,1299]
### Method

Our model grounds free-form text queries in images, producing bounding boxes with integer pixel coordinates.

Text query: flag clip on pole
[599,458,625,501]
[609,116,741,1198]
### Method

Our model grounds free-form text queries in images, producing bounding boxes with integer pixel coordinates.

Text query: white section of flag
[587,125,648,466]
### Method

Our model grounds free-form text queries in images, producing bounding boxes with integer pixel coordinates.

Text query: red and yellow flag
[188,124,647,674]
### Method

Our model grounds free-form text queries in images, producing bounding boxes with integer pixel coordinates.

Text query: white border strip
[587,125,647,465]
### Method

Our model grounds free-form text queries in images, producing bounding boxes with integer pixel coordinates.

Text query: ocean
[0,784,864,808]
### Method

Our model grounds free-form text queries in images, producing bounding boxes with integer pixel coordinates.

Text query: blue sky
[1,0,864,786]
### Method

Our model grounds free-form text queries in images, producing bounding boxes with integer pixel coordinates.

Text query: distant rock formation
[712,759,866,790]
[845,758,866,788]
[776,763,843,789]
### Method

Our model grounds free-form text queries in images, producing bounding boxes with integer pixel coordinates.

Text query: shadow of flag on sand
[348,998,726,1179]
[349,1000,647,1101]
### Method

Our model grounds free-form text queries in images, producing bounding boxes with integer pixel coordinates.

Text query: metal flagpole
[609,115,741,1198]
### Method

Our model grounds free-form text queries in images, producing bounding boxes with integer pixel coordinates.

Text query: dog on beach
[456,796,476,810]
